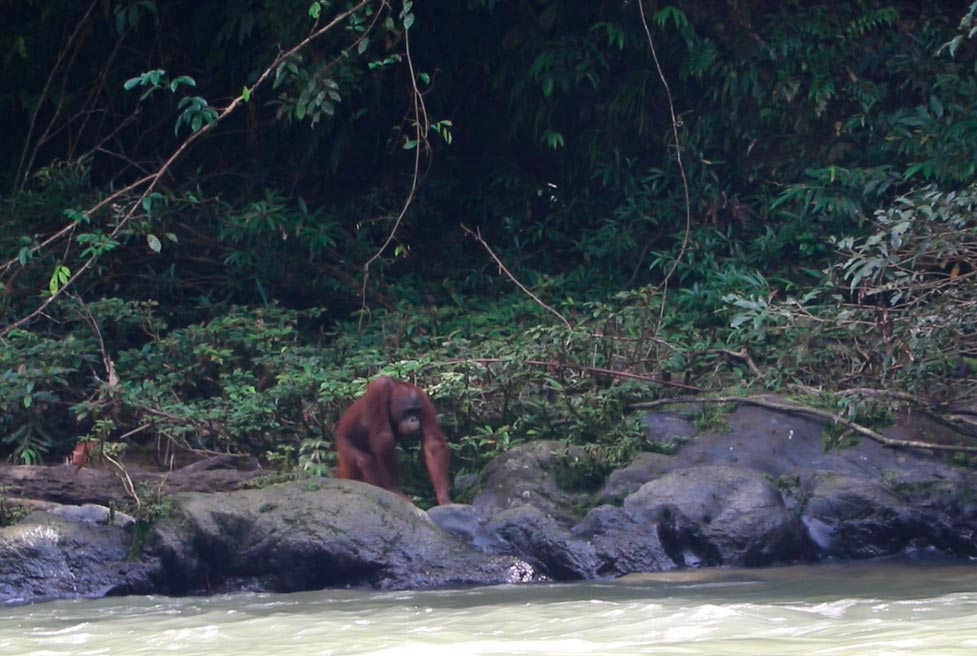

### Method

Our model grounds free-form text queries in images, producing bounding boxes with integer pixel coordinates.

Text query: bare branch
[1,0,377,337]
[461,224,573,330]
[637,1,692,328]
[361,13,426,319]
[14,0,101,190]
[632,395,977,453]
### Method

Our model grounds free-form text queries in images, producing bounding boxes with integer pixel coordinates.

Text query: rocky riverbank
[3,400,977,605]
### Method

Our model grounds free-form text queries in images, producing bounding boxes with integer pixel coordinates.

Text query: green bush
[724,183,977,400]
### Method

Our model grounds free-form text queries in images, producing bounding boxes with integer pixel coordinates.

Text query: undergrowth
[2,182,977,503]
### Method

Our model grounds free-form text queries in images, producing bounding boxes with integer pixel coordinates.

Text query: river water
[2,560,976,655]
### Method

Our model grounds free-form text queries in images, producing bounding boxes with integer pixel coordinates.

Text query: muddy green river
[3,560,976,655]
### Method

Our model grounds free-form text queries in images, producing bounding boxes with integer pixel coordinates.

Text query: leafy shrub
[725,183,977,399]
[0,329,97,463]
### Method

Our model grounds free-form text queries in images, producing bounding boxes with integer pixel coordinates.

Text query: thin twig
[75,297,120,388]
[453,357,702,391]
[118,424,152,441]
[14,0,101,190]
[710,348,763,378]
[102,451,140,507]
[461,224,573,330]
[361,12,425,319]
[636,1,692,330]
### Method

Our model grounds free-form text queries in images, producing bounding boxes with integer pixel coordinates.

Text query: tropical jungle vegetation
[2,0,976,504]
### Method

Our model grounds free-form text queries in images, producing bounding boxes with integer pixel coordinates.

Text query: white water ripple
[2,561,977,656]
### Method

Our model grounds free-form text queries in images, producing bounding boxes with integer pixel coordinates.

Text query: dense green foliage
[2,1,977,501]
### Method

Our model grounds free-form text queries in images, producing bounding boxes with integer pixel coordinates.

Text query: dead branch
[834,387,923,403]
[631,394,977,453]
[710,348,763,378]
[103,451,140,507]
[457,357,702,391]
[460,224,573,330]
[797,385,977,438]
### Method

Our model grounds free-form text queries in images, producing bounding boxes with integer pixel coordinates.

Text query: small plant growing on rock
[0,488,29,527]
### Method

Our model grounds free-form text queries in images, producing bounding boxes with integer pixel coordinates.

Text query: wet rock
[4,398,977,605]
[622,465,814,566]
[573,505,677,576]
[427,503,483,542]
[802,474,977,559]
[47,503,136,528]
[471,440,592,524]
[475,504,599,579]
[596,451,675,505]
[642,412,696,447]
[145,478,537,595]
[0,508,154,606]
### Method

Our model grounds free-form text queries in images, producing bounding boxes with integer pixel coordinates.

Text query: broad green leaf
[49,264,71,295]
[64,208,89,223]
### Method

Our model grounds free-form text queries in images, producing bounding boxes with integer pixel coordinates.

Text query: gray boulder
[642,412,696,447]
[596,451,676,505]
[802,473,977,559]
[471,440,592,524]
[0,508,154,606]
[621,465,813,566]
[573,505,676,576]
[475,504,599,579]
[146,478,536,594]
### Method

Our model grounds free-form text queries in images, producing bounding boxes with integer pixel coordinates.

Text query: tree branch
[632,395,977,453]
[457,357,702,391]
[461,224,573,330]
[1,0,376,337]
